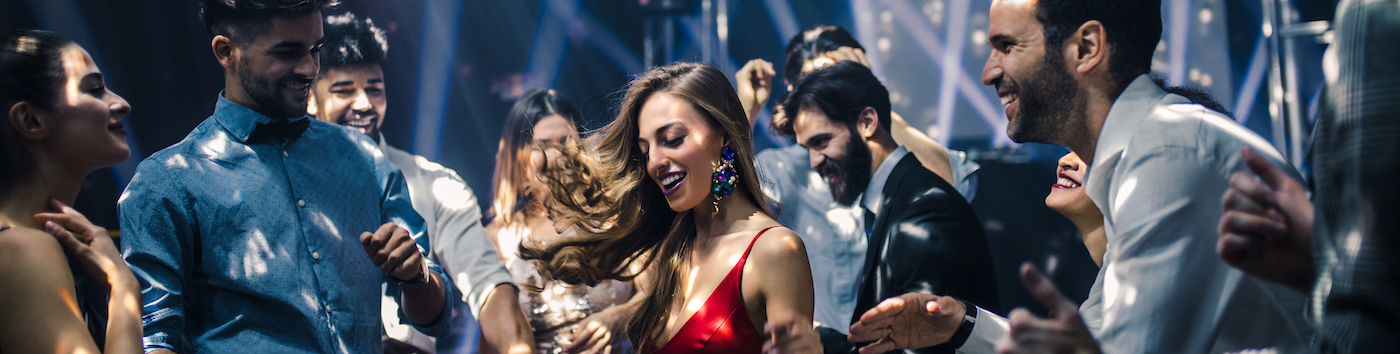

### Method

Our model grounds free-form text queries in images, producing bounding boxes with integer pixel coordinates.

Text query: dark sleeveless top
[647,226,777,354]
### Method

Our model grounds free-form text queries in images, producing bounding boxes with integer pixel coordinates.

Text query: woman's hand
[33,199,137,291]
[32,199,145,354]
[735,58,776,126]
[565,304,627,354]
[763,314,822,354]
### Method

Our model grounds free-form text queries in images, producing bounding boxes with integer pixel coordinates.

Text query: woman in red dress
[521,62,820,354]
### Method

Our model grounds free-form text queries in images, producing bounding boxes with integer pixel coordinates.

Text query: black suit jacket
[820,153,1000,354]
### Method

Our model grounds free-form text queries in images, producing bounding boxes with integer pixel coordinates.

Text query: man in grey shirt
[309,12,534,354]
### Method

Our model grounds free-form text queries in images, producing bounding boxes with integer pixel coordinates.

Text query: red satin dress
[647,226,777,354]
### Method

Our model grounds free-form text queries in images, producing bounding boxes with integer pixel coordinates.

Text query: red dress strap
[649,226,779,354]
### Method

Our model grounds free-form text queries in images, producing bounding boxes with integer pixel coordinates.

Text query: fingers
[361,223,395,257]
[385,240,422,277]
[582,326,610,354]
[825,47,870,68]
[763,321,789,353]
[859,295,907,323]
[847,297,905,343]
[857,338,899,354]
[1240,146,1288,190]
[998,309,1052,354]
[1018,263,1075,317]
[566,322,600,352]
[1224,173,1274,214]
[44,221,87,252]
[35,199,104,240]
[1219,210,1287,239]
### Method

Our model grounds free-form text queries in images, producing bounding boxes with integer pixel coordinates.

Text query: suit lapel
[853,155,918,323]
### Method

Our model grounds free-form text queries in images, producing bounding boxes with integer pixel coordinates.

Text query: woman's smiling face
[48,44,132,171]
[636,92,727,212]
[1045,151,1096,218]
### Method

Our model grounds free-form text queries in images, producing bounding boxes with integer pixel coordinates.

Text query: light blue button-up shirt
[119,93,453,353]
[756,144,867,332]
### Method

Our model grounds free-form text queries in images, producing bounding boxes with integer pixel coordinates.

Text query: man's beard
[815,126,874,207]
[238,62,311,119]
[1004,50,1082,145]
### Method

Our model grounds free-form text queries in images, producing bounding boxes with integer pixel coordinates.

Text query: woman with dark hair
[1046,152,1106,267]
[520,63,820,353]
[0,29,141,353]
[486,89,636,354]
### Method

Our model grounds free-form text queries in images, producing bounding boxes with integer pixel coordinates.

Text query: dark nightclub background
[0,0,1337,317]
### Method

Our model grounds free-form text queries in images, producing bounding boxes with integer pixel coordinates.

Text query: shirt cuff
[956,306,1008,354]
[462,270,515,318]
[143,332,176,353]
[393,265,456,337]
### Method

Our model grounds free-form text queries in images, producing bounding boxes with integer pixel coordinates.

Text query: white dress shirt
[757,144,868,333]
[960,75,1312,353]
[378,136,515,351]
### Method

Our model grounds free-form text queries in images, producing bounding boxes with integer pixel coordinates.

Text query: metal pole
[1262,0,1290,159]
[702,0,713,63]
[662,17,675,65]
[1279,0,1308,168]
[644,18,654,69]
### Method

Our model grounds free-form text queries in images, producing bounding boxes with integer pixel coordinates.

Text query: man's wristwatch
[948,300,978,347]
[394,263,428,285]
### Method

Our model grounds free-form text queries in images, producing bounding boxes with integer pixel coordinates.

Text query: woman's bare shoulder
[748,226,808,265]
[0,227,75,287]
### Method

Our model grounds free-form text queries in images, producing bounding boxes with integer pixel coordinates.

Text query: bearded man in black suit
[777,61,1000,354]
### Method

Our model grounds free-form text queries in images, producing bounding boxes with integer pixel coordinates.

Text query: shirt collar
[212,91,311,143]
[861,145,908,215]
[1084,74,1186,207]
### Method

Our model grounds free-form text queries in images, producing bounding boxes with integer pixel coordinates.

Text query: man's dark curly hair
[318,12,387,74]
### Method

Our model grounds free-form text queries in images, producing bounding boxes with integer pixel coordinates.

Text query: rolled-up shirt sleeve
[380,165,456,337]
[425,168,513,317]
[119,169,193,353]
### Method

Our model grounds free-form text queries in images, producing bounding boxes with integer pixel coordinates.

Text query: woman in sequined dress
[486,89,636,354]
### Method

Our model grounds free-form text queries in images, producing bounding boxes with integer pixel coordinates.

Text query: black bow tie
[249,118,310,142]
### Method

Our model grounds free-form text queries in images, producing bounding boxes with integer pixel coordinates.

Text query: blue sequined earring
[710,145,738,216]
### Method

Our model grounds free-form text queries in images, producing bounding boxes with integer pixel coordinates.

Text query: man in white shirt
[845,0,1312,353]
[309,13,534,354]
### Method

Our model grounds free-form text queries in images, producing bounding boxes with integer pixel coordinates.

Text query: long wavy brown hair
[489,89,582,227]
[518,62,773,351]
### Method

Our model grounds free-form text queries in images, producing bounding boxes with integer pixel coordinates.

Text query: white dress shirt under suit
[958,75,1313,353]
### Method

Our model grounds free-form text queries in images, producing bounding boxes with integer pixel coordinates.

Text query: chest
[179,147,386,289]
[654,245,764,346]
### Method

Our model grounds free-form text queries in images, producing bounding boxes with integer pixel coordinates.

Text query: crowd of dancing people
[1,0,1396,353]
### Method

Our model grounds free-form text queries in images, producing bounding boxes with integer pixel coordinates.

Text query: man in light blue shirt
[119,1,452,352]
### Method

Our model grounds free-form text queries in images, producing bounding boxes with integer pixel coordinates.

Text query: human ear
[8,102,49,141]
[1069,20,1108,75]
[856,106,879,139]
[212,35,238,72]
[307,91,319,117]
